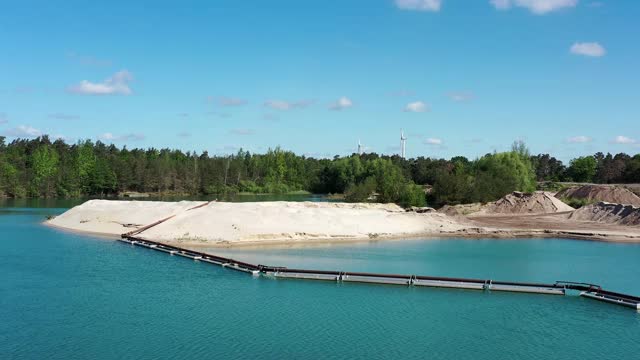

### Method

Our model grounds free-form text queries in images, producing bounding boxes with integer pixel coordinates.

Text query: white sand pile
[140,201,466,245]
[568,202,640,226]
[47,200,206,235]
[47,200,468,245]
[556,185,640,206]
[476,191,574,215]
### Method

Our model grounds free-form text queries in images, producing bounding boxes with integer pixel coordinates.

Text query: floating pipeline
[120,234,640,311]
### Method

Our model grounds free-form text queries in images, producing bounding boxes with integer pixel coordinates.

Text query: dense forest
[1,135,639,207]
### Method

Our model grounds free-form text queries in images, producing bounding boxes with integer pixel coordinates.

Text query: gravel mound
[569,202,640,226]
[479,191,574,215]
[556,185,640,206]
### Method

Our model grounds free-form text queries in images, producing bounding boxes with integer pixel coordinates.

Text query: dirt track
[467,212,640,242]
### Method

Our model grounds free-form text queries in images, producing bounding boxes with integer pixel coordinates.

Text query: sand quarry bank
[47,192,640,246]
[48,200,468,246]
[460,191,640,242]
[556,184,640,206]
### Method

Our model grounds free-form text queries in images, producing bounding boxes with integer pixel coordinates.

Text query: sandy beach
[45,199,640,246]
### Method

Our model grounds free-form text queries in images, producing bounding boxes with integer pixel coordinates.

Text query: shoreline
[171,230,640,249]
[45,219,640,248]
[44,221,122,240]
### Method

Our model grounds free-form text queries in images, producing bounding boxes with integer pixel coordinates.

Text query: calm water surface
[1,199,639,359]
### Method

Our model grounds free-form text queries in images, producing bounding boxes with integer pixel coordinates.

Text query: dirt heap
[555,185,640,206]
[438,203,484,216]
[569,202,640,226]
[477,191,574,215]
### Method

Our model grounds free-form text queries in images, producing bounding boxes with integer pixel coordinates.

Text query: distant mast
[357,139,363,155]
[400,130,407,159]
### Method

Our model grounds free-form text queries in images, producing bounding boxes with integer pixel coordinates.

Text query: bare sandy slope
[468,212,640,242]
[138,201,469,245]
[556,185,640,206]
[47,199,206,236]
[46,200,471,245]
[441,192,640,242]
[569,202,640,225]
[439,191,573,216]
[476,191,574,215]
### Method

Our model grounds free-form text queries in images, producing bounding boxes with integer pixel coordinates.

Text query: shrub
[398,183,426,208]
[345,177,377,202]
[560,197,596,209]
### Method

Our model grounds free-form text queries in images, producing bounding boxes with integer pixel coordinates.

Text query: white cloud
[229,128,255,135]
[177,132,191,138]
[264,99,314,111]
[570,42,606,57]
[0,112,7,124]
[329,96,353,111]
[100,133,116,140]
[404,101,429,112]
[566,135,593,143]
[99,132,145,141]
[68,70,133,95]
[208,96,247,107]
[448,92,474,102]
[3,125,42,138]
[395,0,442,12]
[48,113,79,120]
[490,0,578,14]
[612,135,637,144]
[424,137,443,145]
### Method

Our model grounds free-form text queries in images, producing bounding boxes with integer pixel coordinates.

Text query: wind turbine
[400,130,407,159]
[357,139,363,155]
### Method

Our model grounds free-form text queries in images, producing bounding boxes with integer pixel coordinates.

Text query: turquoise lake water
[1,201,640,359]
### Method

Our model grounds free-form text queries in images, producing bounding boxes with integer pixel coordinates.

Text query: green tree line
[1,136,639,207]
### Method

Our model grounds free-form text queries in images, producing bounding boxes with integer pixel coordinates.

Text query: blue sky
[1,0,638,161]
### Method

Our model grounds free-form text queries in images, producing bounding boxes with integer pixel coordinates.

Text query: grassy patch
[559,197,597,209]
